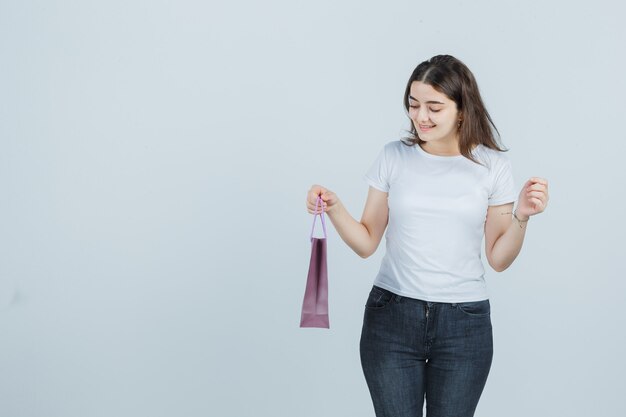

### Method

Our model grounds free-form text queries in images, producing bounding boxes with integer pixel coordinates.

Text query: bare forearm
[326,200,371,258]
[491,213,529,272]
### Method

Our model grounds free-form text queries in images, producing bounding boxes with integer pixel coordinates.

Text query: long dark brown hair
[401,54,508,166]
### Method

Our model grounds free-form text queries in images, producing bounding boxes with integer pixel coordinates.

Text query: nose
[415,107,431,124]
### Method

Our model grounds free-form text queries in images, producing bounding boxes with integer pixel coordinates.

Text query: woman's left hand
[516,177,549,220]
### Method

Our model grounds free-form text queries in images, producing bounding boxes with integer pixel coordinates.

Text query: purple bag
[300,195,329,329]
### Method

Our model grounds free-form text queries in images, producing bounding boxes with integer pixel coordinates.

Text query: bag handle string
[310,195,328,241]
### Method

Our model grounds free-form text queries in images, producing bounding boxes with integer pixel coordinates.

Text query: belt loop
[394,294,403,302]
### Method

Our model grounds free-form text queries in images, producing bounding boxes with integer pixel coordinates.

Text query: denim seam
[365,287,393,310]
[455,302,491,317]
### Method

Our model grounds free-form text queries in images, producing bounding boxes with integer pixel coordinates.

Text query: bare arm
[309,186,389,258]
[485,178,549,272]
[484,203,528,272]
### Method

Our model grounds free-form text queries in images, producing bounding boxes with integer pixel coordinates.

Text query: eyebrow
[408,95,445,104]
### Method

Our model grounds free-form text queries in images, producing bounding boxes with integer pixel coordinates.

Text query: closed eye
[409,105,440,112]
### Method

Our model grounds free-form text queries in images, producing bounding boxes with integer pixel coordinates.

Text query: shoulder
[368,139,410,161]
[384,139,413,156]
[382,139,406,150]
[473,144,512,171]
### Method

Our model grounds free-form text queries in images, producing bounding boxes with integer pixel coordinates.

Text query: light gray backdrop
[1,0,624,416]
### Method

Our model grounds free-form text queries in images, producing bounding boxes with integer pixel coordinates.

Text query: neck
[421,140,461,156]
[420,141,477,157]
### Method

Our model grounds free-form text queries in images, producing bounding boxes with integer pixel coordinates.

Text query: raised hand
[516,177,549,219]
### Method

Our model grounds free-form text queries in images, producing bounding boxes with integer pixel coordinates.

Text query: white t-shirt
[363,139,517,302]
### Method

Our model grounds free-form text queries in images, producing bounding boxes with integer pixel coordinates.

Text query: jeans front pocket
[364,285,395,310]
[456,299,491,317]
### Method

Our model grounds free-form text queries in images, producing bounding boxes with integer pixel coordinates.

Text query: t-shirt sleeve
[363,145,390,192]
[488,156,517,206]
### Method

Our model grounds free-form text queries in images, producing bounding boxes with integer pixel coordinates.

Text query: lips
[419,124,436,131]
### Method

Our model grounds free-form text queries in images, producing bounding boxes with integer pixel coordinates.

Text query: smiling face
[408,81,462,150]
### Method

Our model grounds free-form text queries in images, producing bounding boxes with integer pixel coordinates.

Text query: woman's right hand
[306,184,339,215]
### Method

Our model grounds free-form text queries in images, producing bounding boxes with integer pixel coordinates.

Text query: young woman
[305,54,549,417]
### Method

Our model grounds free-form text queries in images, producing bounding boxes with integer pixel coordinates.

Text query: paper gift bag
[300,195,329,329]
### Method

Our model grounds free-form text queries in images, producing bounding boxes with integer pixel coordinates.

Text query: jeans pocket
[456,299,491,317]
[364,286,395,310]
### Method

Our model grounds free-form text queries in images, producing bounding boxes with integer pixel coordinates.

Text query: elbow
[489,258,506,273]
[491,262,509,273]
[358,244,374,259]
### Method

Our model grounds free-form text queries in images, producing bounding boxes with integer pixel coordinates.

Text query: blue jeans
[360,285,493,417]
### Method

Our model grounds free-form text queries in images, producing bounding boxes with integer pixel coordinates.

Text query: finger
[526,191,544,199]
[309,186,326,197]
[308,200,327,210]
[530,197,544,209]
[529,191,547,201]
[309,191,325,203]
[308,199,326,208]
[527,183,547,192]
[530,177,548,186]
